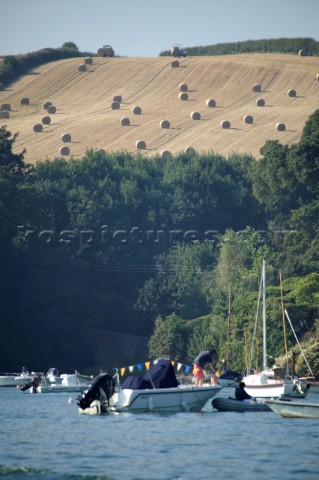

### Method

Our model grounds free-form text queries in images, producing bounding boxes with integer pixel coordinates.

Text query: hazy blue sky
[1,0,318,57]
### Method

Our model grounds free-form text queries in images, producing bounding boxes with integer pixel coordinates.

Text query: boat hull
[243,381,285,399]
[212,396,271,412]
[0,375,19,387]
[80,385,223,414]
[265,399,319,418]
[36,384,90,393]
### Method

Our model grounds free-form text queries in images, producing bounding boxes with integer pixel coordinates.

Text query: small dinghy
[212,396,271,412]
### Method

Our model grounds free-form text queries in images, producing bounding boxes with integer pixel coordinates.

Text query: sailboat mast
[226,287,231,369]
[262,260,267,370]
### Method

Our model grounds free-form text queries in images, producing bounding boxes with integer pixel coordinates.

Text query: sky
[1,0,318,57]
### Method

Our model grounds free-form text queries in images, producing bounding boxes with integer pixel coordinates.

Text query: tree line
[160,37,319,57]
[0,110,318,375]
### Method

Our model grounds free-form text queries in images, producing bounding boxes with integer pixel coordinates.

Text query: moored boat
[242,261,308,399]
[212,396,271,412]
[20,368,93,394]
[78,358,222,414]
[0,367,33,387]
[265,399,319,418]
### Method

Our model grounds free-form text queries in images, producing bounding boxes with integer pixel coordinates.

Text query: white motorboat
[78,359,222,414]
[0,372,20,387]
[0,367,33,387]
[242,261,307,399]
[265,399,319,418]
[20,368,93,394]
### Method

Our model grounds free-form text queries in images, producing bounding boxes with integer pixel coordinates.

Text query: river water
[0,387,318,480]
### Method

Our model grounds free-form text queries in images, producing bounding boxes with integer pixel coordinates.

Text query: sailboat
[242,260,308,399]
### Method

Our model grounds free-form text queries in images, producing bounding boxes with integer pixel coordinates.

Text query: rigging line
[284,309,314,376]
[248,267,263,373]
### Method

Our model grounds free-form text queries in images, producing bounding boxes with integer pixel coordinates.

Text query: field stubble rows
[1,54,319,163]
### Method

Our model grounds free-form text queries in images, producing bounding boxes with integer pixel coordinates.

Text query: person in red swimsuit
[193,349,217,386]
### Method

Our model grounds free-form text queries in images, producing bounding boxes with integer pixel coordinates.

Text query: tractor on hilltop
[170,45,187,58]
[97,45,115,57]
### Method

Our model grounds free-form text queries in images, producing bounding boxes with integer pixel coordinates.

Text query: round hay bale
[42,116,51,125]
[276,122,286,131]
[160,119,170,129]
[20,97,30,106]
[190,111,201,120]
[299,49,307,56]
[256,98,265,107]
[136,140,146,150]
[253,83,261,92]
[47,105,56,114]
[244,115,254,124]
[43,101,52,110]
[120,117,130,126]
[171,60,179,68]
[132,106,142,115]
[178,92,188,101]
[111,101,120,110]
[179,83,188,92]
[221,120,231,129]
[184,146,195,155]
[316,74,319,81]
[206,99,216,108]
[113,95,122,103]
[96,148,106,154]
[60,146,70,156]
[288,89,297,97]
[1,103,11,111]
[33,123,43,132]
[161,150,171,159]
[78,64,87,72]
[84,56,93,65]
[61,133,71,143]
[0,111,9,119]
[98,48,106,56]
[260,146,265,156]
[0,83,4,91]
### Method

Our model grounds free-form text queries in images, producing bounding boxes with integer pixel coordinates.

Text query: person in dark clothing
[235,381,255,401]
[193,349,217,386]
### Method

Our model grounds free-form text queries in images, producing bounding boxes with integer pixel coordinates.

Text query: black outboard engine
[77,373,115,410]
[20,375,41,393]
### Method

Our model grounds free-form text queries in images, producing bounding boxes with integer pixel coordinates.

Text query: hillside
[1,53,319,164]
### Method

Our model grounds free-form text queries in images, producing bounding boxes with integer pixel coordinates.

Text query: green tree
[62,42,79,51]
[288,109,319,198]
[148,314,189,362]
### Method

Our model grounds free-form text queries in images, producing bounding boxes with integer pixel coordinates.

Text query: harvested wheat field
[1,54,319,163]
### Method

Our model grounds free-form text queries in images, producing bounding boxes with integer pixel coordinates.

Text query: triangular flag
[120,367,126,376]
[137,364,143,371]
[185,365,191,373]
[145,361,150,370]
[177,363,182,371]
[129,365,134,373]
[171,360,175,366]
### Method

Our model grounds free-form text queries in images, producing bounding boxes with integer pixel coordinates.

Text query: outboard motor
[77,373,115,410]
[20,375,41,393]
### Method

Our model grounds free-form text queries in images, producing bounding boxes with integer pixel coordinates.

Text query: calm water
[0,387,318,480]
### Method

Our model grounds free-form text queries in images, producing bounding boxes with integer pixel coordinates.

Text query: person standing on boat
[235,381,255,401]
[193,348,217,386]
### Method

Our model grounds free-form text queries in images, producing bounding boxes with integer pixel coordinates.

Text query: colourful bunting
[116,360,192,376]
